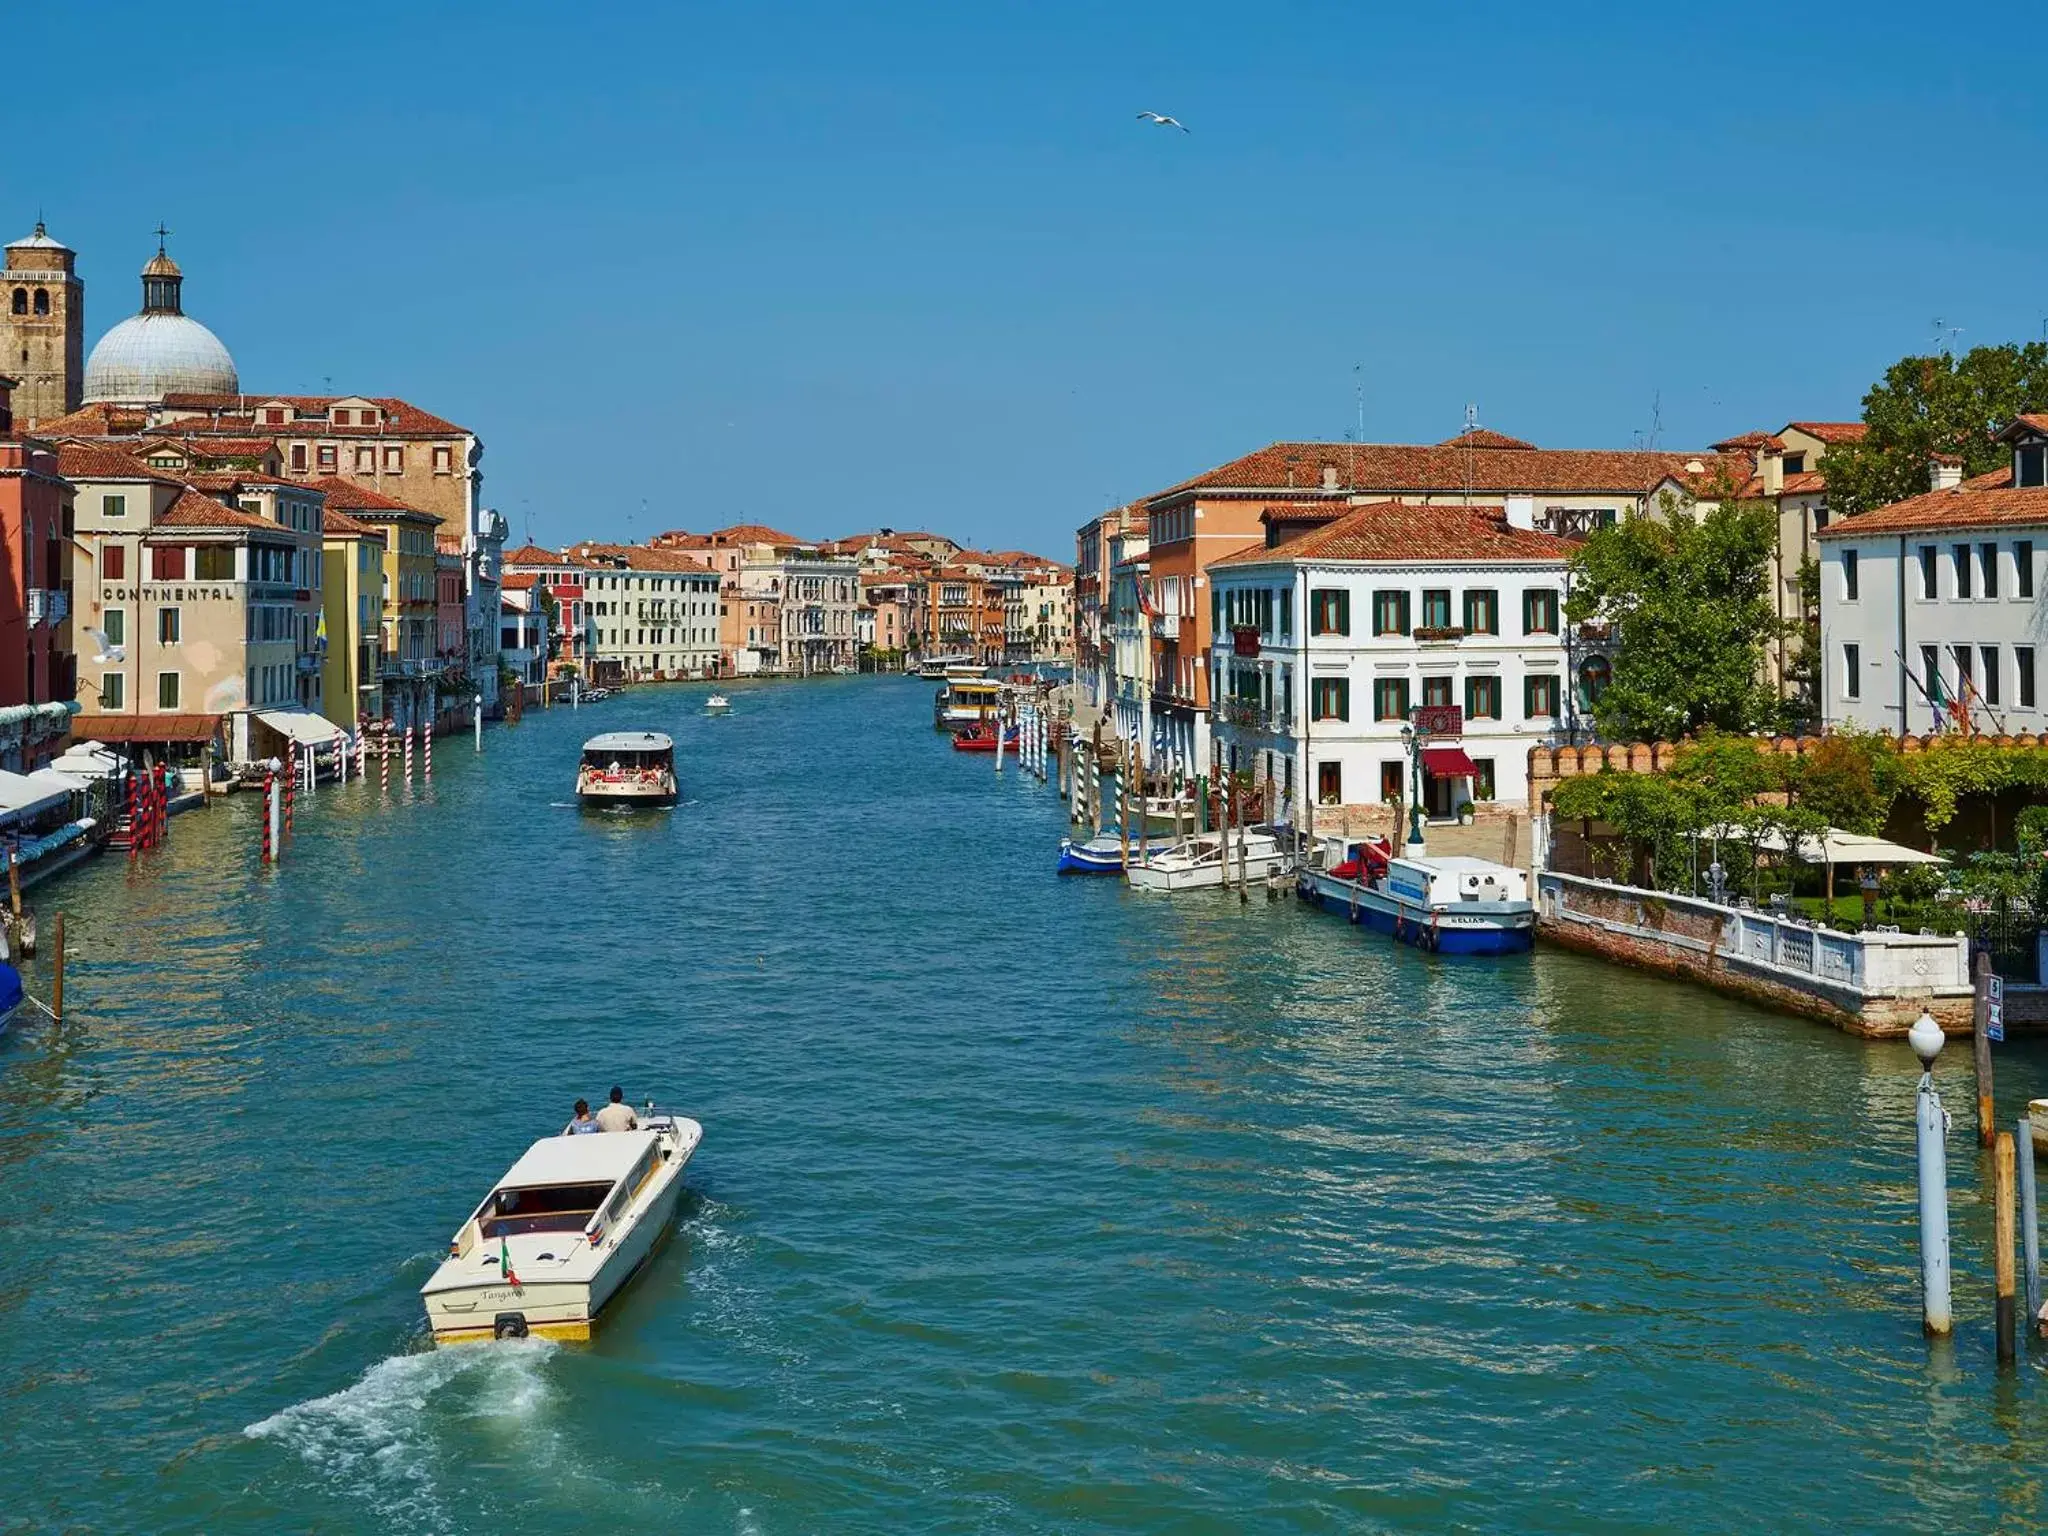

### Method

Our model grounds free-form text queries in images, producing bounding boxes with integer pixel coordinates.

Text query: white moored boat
[422,1110,703,1343]
[576,731,677,808]
[1126,828,1292,892]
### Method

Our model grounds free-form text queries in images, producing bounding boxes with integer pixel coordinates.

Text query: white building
[778,554,860,673]
[499,581,550,690]
[568,542,723,681]
[465,505,507,711]
[1206,499,1575,820]
[1817,418,2048,736]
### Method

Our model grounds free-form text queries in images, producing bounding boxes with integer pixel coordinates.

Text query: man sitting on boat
[565,1099,599,1134]
[595,1086,639,1133]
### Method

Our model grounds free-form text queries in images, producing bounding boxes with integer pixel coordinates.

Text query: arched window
[8,288,24,315]
[1578,655,1612,707]
[32,288,48,315]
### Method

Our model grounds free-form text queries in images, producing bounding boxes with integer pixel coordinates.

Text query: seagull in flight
[1137,111,1189,133]
[84,627,124,664]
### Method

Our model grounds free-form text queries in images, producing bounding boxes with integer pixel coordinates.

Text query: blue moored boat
[0,960,24,1036]
[1297,836,1534,955]
[1057,834,1128,875]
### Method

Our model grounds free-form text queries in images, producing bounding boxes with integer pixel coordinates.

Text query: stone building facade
[1,224,84,427]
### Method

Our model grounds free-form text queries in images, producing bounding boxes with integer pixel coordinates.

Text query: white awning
[254,709,346,747]
[0,770,72,821]
[1696,824,1946,865]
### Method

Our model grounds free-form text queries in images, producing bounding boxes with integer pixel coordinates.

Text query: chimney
[1931,455,1964,492]
[1505,495,1535,531]
[1761,447,1784,497]
[1321,463,1339,491]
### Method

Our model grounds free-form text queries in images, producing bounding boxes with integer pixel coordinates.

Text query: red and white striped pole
[380,731,390,795]
[261,770,274,864]
[283,753,295,836]
[126,776,139,862]
[403,725,414,784]
[424,718,434,782]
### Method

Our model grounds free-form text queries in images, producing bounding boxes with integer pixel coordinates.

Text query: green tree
[1565,496,1780,741]
[1822,342,2048,516]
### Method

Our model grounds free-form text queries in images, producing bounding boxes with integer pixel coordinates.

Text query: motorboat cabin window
[481,1181,616,1239]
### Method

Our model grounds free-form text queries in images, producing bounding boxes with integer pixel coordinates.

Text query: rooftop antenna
[1462,402,1479,508]
[1647,389,1663,451]
[1931,318,1962,356]
[1351,363,1364,488]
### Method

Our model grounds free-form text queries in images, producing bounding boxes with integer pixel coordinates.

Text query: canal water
[5,678,2048,1533]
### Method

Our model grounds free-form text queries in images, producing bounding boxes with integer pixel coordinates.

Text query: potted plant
[1455,799,1476,825]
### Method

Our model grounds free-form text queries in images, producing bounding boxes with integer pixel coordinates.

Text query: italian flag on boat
[500,1235,520,1286]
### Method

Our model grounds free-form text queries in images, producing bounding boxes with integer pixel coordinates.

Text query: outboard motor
[493,1312,529,1340]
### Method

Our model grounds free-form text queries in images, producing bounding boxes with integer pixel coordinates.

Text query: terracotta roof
[1785,421,1867,445]
[564,540,715,574]
[2000,414,2048,440]
[151,488,277,531]
[138,434,280,460]
[307,475,440,523]
[1964,465,2014,491]
[501,572,540,591]
[708,522,804,547]
[436,534,463,555]
[1819,482,2048,538]
[503,542,567,566]
[158,394,471,437]
[55,442,173,482]
[1435,428,1538,451]
[323,508,378,537]
[1153,439,1717,501]
[1209,501,1574,567]
[1709,431,1781,453]
[186,470,306,492]
[36,403,151,437]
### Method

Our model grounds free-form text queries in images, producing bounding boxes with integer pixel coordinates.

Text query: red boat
[951,725,1018,753]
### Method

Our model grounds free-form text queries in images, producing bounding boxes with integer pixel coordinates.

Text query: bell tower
[1,221,84,426]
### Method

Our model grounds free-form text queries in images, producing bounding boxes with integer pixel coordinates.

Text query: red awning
[1421,745,1479,777]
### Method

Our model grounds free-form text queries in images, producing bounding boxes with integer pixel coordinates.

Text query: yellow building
[321,508,387,728]
[314,476,442,728]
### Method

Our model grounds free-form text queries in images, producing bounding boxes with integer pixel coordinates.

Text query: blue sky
[11,1,2044,555]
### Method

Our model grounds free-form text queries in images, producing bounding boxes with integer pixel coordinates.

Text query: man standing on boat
[595,1085,639,1133]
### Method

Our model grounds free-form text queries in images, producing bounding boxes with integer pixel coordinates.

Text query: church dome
[83,314,239,402]
[81,239,238,404]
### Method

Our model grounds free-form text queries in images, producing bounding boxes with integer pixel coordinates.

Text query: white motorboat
[1126,828,1291,892]
[421,1110,703,1343]
[576,731,677,807]
[1296,836,1535,955]
[704,694,731,714]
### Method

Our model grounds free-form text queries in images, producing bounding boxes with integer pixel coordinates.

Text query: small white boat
[422,1109,703,1343]
[577,731,677,807]
[1126,829,1291,892]
[705,695,731,714]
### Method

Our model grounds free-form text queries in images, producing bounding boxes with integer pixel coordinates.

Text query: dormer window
[264,408,285,425]
[2020,443,2048,490]
[1782,453,1806,475]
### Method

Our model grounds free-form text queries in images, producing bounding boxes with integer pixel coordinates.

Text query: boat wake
[244,1340,559,1530]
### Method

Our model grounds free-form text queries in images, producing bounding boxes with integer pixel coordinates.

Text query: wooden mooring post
[1997,1130,2019,1366]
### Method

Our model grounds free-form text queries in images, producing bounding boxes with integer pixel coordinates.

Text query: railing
[1536,870,1973,1003]
[1217,697,1288,735]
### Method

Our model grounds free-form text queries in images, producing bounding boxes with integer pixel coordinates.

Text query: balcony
[1413,625,1467,645]
[1217,696,1289,736]
[1151,612,1180,639]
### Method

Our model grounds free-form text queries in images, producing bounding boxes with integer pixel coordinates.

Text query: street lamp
[1399,719,1425,852]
